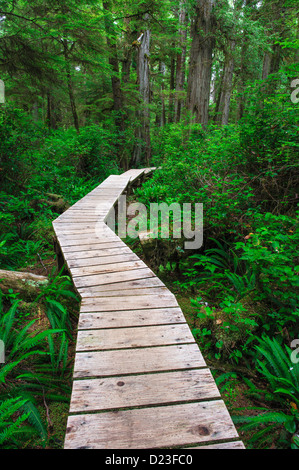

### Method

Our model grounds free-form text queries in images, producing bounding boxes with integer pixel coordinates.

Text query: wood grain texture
[62,241,127,253]
[70,260,146,277]
[76,323,195,351]
[63,246,132,259]
[77,307,185,329]
[79,286,169,298]
[77,276,165,294]
[64,401,238,449]
[69,369,221,413]
[73,268,157,289]
[80,293,178,312]
[66,253,140,268]
[73,343,206,378]
[187,441,245,449]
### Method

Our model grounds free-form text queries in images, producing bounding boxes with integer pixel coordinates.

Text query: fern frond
[233,410,293,431]
[20,400,47,442]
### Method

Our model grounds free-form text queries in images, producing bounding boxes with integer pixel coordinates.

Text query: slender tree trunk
[103,1,127,168]
[236,0,255,121]
[46,92,55,129]
[186,0,215,127]
[132,27,151,166]
[174,1,187,123]
[159,61,166,127]
[216,40,235,125]
[122,17,135,84]
[62,40,80,133]
[262,50,272,80]
[168,53,176,123]
[261,0,285,83]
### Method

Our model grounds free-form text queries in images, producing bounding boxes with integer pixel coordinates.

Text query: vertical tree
[186,0,216,126]
[103,0,127,166]
[132,15,151,165]
[174,0,188,123]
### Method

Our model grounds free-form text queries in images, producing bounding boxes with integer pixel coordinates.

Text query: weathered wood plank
[53,223,97,230]
[79,286,169,298]
[77,307,185,329]
[73,343,206,378]
[78,276,165,291]
[57,228,115,239]
[73,268,156,289]
[58,236,121,247]
[76,324,195,352]
[69,369,221,414]
[80,293,178,312]
[66,253,140,268]
[70,260,146,277]
[187,441,245,449]
[122,168,146,183]
[64,400,238,449]
[63,247,132,260]
[62,242,127,253]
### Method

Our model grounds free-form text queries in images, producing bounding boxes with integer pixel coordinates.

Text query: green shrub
[239,74,299,172]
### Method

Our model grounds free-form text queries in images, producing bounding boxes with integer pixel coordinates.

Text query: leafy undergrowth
[129,104,299,449]
[0,265,80,449]
[0,182,82,448]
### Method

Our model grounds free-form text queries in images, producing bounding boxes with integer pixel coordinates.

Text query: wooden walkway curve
[52,169,245,450]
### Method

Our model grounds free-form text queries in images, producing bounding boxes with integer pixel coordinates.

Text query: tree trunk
[63,40,80,133]
[168,52,176,124]
[216,40,235,125]
[160,62,166,127]
[262,51,272,80]
[174,1,187,123]
[132,27,151,166]
[236,0,255,121]
[103,1,126,168]
[186,0,215,127]
[46,92,60,130]
[122,16,134,84]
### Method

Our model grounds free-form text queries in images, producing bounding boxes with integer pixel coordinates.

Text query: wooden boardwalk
[52,169,245,450]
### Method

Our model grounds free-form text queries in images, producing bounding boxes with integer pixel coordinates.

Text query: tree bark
[174,1,187,123]
[132,26,151,166]
[168,52,176,123]
[160,61,166,127]
[216,40,235,125]
[236,0,256,121]
[0,270,48,283]
[103,1,127,168]
[122,16,135,84]
[62,39,80,133]
[186,0,216,127]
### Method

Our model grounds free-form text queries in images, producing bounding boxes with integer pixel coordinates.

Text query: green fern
[255,335,299,406]
[20,400,47,443]
[0,397,35,447]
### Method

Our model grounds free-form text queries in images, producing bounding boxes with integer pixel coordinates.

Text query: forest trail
[52,169,244,450]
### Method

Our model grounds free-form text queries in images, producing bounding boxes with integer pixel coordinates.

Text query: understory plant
[233,336,299,449]
[0,285,74,448]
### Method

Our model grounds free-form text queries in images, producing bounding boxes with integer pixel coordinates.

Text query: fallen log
[0,269,48,301]
[0,270,48,284]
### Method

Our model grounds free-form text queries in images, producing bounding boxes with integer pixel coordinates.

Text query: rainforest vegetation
[0,0,298,449]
